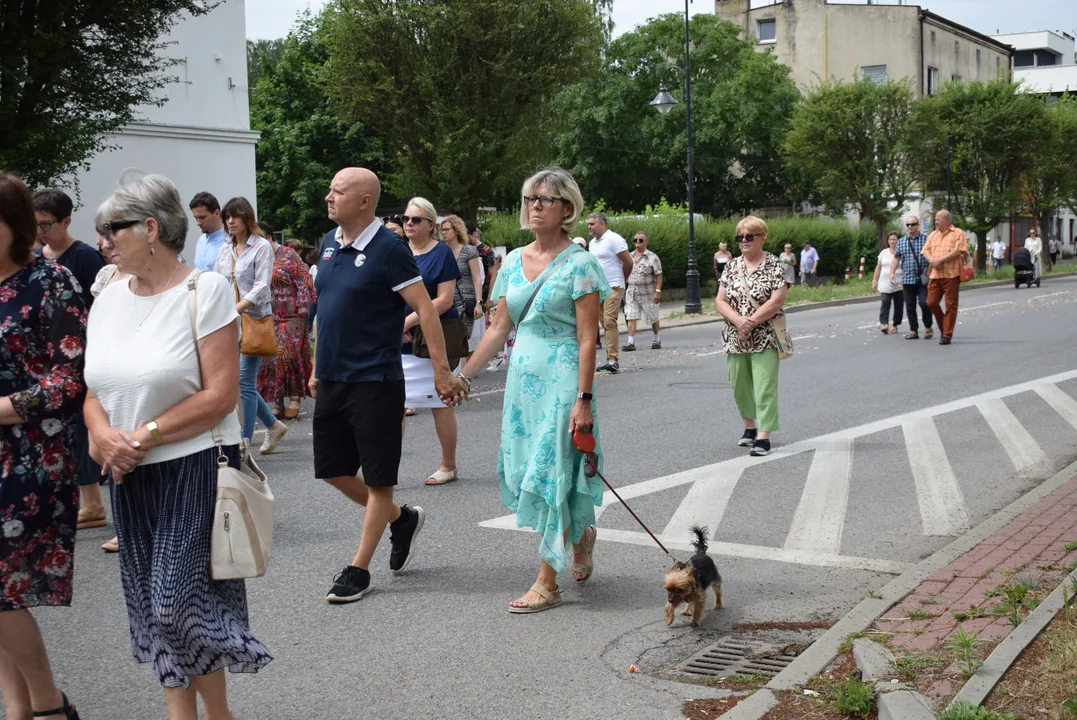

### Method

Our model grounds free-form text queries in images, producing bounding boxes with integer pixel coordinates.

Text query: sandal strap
[33,692,71,717]
[529,582,558,603]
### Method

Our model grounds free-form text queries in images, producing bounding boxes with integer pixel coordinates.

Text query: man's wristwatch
[577,392,593,401]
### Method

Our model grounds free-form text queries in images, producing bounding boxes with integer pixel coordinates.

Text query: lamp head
[650,87,678,114]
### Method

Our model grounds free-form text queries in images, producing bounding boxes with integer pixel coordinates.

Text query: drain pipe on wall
[919,12,925,97]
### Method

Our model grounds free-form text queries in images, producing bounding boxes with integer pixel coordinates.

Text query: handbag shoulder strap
[230,251,243,305]
[186,271,225,447]
[517,244,582,327]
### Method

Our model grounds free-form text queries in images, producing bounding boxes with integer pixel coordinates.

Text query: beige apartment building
[715,0,1013,97]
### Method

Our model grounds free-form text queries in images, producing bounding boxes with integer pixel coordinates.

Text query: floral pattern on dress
[0,257,87,609]
[719,253,787,355]
[491,246,611,573]
[257,245,315,405]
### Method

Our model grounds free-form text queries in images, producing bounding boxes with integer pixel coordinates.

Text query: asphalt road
[37,276,1077,719]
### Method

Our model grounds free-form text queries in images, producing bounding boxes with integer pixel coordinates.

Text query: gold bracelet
[146,421,164,447]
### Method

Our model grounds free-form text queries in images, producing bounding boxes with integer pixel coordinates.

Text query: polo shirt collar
[335,217,383,251]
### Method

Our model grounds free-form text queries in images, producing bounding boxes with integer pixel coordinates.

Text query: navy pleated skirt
[110,445,273,688]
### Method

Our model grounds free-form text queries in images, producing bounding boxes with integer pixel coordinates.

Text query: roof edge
[919,8,1014,54]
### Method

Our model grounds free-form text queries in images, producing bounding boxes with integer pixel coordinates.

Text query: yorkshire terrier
[664,525,723,627]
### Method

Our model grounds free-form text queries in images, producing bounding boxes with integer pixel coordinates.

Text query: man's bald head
[327,167,381,229]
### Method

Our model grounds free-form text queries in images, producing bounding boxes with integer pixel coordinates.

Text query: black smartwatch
[577,392,593,401]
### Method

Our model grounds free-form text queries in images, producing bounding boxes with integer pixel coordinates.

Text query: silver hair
[95,174,188,252]
[519,167,584,234]
[936,209,952,221]
[587,211,607,224]
[634,231,648,241]
[407,196,438,224]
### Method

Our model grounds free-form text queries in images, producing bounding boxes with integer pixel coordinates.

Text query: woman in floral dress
[256,234,314,422]
[460,168,610,614]
[0,172,87,720]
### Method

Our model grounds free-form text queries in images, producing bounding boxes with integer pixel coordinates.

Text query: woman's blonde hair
[736,215,768,238]
[519,167,584,235]
[440,214,469,245]
[718,242,728,250]
[406,196,438,239]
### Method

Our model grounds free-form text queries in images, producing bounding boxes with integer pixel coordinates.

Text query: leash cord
[585,456,674,560]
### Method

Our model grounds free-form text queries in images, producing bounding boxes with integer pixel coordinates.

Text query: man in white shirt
[587,212,633,373]
[991,235,1006,271]
[189,191,228,272]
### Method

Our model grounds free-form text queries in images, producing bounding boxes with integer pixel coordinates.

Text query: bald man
[310,167,466,603]
[921,209,968,346]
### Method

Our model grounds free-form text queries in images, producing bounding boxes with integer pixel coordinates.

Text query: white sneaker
[259,422,289,455]
[486,355,506,373]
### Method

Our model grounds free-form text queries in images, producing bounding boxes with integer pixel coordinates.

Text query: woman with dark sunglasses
[714,217,788,457]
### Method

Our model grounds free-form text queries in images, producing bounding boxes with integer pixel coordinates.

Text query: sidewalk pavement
[866,472,1077,703]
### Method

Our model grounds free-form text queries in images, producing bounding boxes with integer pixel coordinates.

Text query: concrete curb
[652,270,1077,333]
[947,564,1077,710]
[715,457,1077,720]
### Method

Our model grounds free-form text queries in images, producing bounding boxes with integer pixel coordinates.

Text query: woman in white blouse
[83,175,271,719]
[213,198,288,448]
[872,232,903,334]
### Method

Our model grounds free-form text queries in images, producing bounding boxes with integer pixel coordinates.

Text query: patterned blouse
[719,253,786,355]
[214,234,274,319]
[269,245,314,317]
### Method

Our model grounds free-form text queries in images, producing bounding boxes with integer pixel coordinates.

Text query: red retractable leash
[572,427,675,560]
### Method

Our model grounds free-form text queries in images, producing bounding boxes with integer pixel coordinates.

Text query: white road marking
[857,323,877,330]
[469,387,506,398]
[476,522,910,574]
[784,438,854,554]
[480,369,1077,568]
[978,397,1047,475]
[962,301,1014,312]
[1027,292,1066,303]
[792,334,819,341]
[1035,384,1077,430]
[696,350,724,357]
[661,467,745,537]
[902,416,970,536]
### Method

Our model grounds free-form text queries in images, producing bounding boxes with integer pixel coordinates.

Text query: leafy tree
[0,0,213,188]
[555,14,800,216]
[247,38,285,91]
[1021,97,1077,271]
[784,77,938,250]
[921,79,1044,271]
[250,12,389,243]
[320,0,608,218]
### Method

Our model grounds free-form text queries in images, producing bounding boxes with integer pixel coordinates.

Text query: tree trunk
[1037,213,1054,272]
[875,216,888,251]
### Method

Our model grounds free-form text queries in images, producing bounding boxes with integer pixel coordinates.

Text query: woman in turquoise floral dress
[460,168,610,613]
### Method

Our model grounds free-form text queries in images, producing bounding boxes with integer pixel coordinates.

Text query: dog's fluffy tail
[689,524,710,555]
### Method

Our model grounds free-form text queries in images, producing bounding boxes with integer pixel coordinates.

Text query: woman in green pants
[715,216,789,457]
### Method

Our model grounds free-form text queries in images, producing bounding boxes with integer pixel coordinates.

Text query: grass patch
[903,608,933,620]
[726,673,768,688]
[837,632,863,655]
[1065,541,1077,553]
[891,653,946,676]
[920,597,940,605]
[939,700,1020,719]
[831,676,874,716]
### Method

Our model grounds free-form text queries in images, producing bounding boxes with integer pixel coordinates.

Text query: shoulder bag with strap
[231,251,278,357]
[186,273,274,580]
[515,244,583,328]
[411,287,472,362]
[737,257,793,360]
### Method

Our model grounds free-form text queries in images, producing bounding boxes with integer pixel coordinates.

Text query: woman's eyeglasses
[402,215,428,225]
[99,219,143,239]
[523,195,561,208]
[735,234,759,243]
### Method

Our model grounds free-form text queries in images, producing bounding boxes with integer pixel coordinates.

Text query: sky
[246,0,1076,42]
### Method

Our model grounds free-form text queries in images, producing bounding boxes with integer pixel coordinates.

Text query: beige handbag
[186,273,274,580]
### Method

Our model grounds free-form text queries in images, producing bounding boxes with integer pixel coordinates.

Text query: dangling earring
[149,244,156,256]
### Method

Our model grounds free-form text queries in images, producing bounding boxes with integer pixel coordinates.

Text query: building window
[997,56,1002,76]
[861,65,887,84]
[955,41,960,64]
[757,18,776,43]
[927,67,940,96]
[931,30,936,45]
[976,49,981,77]
[1014,50,1035,67]
[952,74,963,83]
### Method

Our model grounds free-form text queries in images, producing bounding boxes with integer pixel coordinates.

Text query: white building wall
[66,0,258,262]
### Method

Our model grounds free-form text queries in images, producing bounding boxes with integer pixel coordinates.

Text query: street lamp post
[649,0,702,314]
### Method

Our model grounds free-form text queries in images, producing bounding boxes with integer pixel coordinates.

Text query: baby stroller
[1012,247,1038,289]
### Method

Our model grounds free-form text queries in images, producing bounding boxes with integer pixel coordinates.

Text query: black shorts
[313,379,405,487]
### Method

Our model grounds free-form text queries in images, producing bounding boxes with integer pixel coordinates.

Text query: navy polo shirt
[314,219,422,383]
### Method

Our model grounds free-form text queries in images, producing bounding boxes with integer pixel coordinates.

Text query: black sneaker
[606,362,619,374]
[749,439,772,457]
[939,337,952,346]
[389,504,425,573]
[326,565,372,603]
[738,429,758,447]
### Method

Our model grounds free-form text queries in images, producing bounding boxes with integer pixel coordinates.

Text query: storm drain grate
[676,636,796,678]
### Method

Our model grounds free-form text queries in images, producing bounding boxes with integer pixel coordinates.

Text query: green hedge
[480,213,858,288]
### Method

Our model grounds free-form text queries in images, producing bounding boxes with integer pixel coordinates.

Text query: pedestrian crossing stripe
[480,369,1077,574]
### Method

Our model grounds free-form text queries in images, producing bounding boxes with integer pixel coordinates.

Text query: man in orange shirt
[921,209,968,346]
